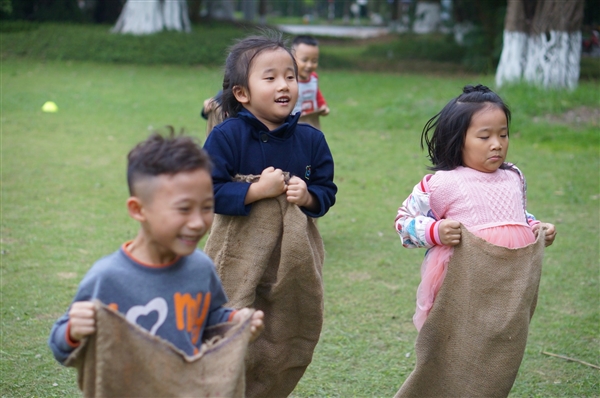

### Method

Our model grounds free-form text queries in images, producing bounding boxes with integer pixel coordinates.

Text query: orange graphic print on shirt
[174,292,211,345]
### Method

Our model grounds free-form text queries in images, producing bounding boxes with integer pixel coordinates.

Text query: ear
[232,85,250,104]
[127,197,146,222]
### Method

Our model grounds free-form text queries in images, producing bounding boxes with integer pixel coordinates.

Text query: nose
[490,137,502,150]
[188,210,206,232]
[277,76,290,91]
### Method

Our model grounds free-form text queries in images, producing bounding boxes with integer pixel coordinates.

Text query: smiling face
[462,104,509,173]
[133,169,214,264]
[233,48,298,131]
[293,43,319,81]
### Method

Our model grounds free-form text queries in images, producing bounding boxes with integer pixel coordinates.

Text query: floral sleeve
[506,163,539,227]
[394,176,440,249]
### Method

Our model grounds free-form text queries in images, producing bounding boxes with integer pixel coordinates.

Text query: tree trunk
[343,0,350,24]
[496,0,584,90]
[258,0,267,24]
[188,0,202,23]
[163,0,191,31]
[112,0,191,35]
[242,0,256,22]
[495,0,528,86]
[413,1,441,34]
[206,0,234,20]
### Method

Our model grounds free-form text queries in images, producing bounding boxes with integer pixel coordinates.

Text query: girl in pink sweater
[395,84,556,331]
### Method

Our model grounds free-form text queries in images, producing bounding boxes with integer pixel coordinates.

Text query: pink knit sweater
[428,166,530,232]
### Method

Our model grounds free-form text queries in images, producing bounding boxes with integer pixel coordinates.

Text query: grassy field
[1,57,598,397]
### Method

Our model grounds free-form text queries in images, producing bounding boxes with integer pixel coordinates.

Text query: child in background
[395,84,556,331]
[203,32,336,398]
[291,35,330,130]
[48,132,263,364]
[200,90,223,136]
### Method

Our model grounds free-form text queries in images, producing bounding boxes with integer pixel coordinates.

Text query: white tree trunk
[524,31,581,90]
[495,31,528,87]
[163,0,191,32]
[496,30,581,90]
[112,0,191,35]
[413,2,441,34]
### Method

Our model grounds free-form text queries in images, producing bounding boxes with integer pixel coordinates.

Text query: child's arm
[231,308,264,342]
[297,132,336,217]
[395,181,437,248]
[510,164,556,246]
[317,104,330,116]
[395,176,460,248]
[48,301,96,364]
[316,88,329,116]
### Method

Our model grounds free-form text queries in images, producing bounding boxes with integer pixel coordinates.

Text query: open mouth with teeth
[275,97,290,104]
[179,235,200,245]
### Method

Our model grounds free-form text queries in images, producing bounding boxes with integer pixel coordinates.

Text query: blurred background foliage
[1,0,599,76]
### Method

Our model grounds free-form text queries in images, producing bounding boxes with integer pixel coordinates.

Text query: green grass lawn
[1,58,598,397]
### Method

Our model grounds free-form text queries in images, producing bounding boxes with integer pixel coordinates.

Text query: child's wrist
[425,220,442,246]
[65,322,81,347]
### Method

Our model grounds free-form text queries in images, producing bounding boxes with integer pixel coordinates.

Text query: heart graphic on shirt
[125,297,168,335]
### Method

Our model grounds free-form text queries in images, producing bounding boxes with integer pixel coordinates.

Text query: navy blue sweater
[203,110,337,218]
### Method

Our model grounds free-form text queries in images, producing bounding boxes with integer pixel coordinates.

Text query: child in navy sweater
[202,32,336,397]
[203,34,336,217]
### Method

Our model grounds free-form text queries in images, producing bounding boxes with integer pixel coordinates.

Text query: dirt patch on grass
[57,272,77,279]
[536,106,600,126]
[347,271,371,281]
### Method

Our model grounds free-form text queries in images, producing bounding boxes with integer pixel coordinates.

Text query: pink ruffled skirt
[413,224,536,331]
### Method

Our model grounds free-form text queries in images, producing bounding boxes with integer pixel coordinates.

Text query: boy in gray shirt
[49,132,263,363]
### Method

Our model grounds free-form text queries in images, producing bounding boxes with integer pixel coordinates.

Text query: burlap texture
[204,193,325,398]
[395,226,545,398]
[205,108,224,137]
[65,301,253,398]
[299,112,321,130]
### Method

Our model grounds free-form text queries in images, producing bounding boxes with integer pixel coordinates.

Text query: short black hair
[292,35,319,48]
[421,84,511,171]
[127,128,211,195]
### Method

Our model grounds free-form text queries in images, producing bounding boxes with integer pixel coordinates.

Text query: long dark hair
[421,84,511,171]
[220,31,297,119]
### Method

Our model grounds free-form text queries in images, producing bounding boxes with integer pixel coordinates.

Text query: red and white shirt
[293,72,327,116]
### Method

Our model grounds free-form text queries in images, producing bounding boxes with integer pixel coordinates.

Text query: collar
[237,109,301,140]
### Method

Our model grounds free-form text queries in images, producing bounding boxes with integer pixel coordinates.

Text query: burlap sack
[395,226,545,398]
[64,301,253,398]
[299,112,321,130]
[204,192,325,398]
[205,108,224,137]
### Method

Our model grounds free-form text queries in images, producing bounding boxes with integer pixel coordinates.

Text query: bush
[7,0,84,22]
[362,33,465,63]
[2,21,598,80]
[0,21,252,66]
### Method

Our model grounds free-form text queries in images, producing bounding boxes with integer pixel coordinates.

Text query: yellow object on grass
[42,101,58,113]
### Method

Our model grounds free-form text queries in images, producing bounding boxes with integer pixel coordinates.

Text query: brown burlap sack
[299,112,321,130]
[395,226,546,398]
[64,301,254,398]
[205,108,224,137]
[204,192,325,398]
